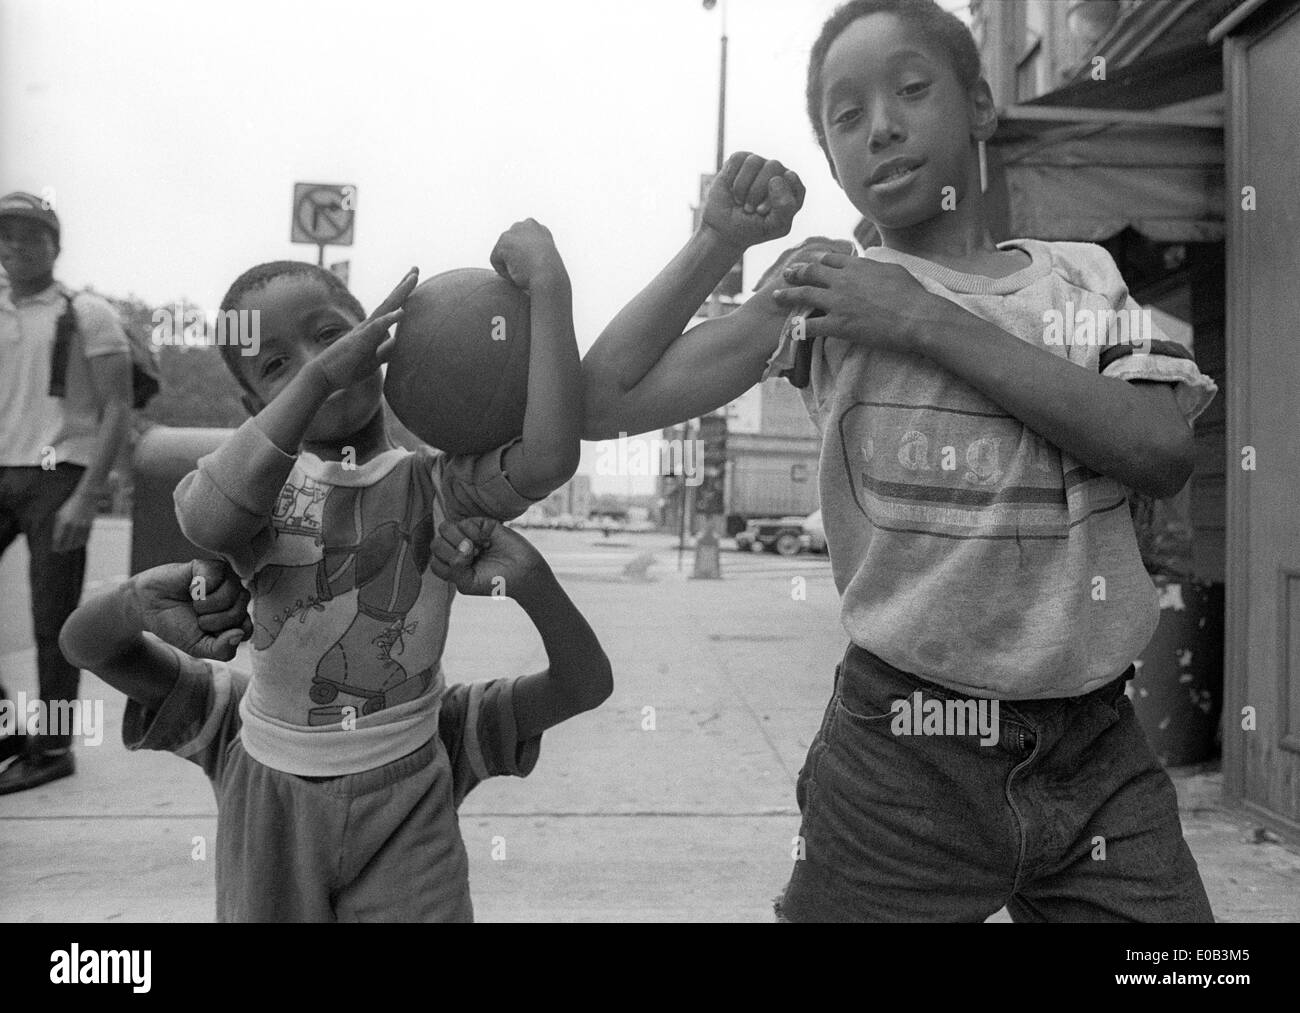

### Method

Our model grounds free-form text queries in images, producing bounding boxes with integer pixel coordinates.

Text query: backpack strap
[46,287,158,410]
[47,285,78,399]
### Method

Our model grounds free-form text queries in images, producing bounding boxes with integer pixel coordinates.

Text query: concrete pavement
[1,522,1297,922]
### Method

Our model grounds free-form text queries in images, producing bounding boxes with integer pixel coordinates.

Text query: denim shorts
[777,643,1214,922]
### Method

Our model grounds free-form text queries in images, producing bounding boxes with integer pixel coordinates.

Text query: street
[1,521,1298,921]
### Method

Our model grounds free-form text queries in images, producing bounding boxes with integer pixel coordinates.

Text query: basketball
[383,268,531,455]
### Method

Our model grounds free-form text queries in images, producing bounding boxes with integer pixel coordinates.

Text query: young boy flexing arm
[168,222,580,777]
[584,0,1218,923]
[150,222,584,919]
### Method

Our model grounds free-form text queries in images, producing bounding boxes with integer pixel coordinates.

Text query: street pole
[677,421,690,571]
[697,0,728,577]
[715,0,728,173]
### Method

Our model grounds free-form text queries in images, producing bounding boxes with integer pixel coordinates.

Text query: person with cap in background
[0,191,133,792]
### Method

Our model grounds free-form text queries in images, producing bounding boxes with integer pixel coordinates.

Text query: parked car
[734,516,808,556]
[800,509,827,554]
[516,506,550,529]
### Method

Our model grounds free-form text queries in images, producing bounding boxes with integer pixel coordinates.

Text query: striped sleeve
[122,650,247,784]
[1098,299,1218,423]
[439,678,543,806]
[430,440,543,524]
[173,419,297,580]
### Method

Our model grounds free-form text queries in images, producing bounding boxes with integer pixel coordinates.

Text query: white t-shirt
[0,277,130,467]
[779,239,1217,699]
[174,419,542,775]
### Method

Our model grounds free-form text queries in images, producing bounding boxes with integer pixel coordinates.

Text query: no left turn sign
[291,183,355,245]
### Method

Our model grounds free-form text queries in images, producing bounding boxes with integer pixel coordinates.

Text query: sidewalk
[1,524,1297,921]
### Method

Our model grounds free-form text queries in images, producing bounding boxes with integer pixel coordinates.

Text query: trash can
[130,425,234,574]
[1127,577,1225,766]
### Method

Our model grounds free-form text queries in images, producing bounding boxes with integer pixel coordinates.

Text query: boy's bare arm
[584,288,789,440]
[916,302,1195,498]
[582,152,805,440]
[509,568,612,741]
[59,560,251,714]
[429,518,612,740]
[59,581,182,715]
[492,221,583,499]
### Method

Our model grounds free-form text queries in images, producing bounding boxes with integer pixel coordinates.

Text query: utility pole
[714,0,728,172]
[693,0,731,579]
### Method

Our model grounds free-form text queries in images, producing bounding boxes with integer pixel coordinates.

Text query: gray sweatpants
[215,735,473,922]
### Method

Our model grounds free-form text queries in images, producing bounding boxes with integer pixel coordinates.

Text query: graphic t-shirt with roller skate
[174,420,539,776]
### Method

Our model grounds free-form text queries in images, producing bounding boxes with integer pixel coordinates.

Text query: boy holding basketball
[149,219,598,920]
[584,0,1217,922]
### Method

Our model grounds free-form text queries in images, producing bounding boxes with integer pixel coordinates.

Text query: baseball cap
[0,192,60,240]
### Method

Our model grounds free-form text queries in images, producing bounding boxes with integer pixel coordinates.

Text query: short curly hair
[216,261,365,396]
[806,0,983,166]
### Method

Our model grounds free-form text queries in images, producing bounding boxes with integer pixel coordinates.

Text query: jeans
[0,465,88,750]
[778,643,1214,922]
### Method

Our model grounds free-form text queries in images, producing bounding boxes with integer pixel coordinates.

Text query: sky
[0,0,968,491]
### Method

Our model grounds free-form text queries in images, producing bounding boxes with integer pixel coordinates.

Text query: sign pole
[291,182,355,265]
[692,413,725,579]
[677,422,688,571]
[716,3,728,173]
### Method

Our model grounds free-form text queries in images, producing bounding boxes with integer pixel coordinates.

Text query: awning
[986,118,1224,244]
[977,7,1230,248]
